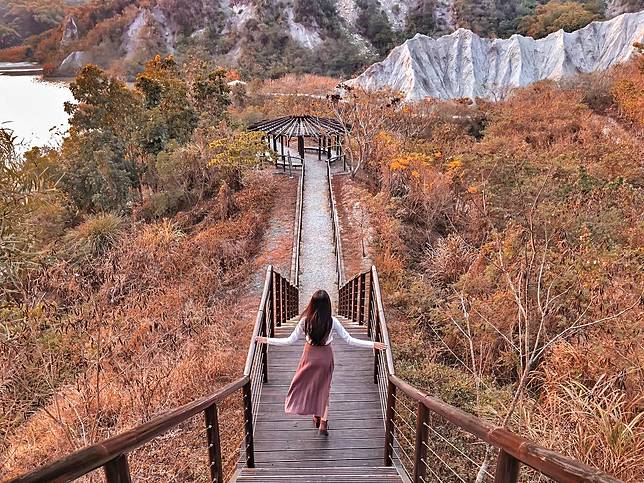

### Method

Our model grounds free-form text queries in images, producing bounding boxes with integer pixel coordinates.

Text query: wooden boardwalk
[235,316,403,482]
[235,152,403,482]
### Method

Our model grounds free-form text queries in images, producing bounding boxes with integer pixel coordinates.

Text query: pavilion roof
[248,115,346,138]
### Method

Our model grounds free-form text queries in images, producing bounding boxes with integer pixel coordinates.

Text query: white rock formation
[287,8,323,49]
[57,51,88,75]
[60,15,79,47]
[346,11,644,101]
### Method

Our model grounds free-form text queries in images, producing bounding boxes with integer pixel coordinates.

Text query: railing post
[384,380,396,466]
[205,404,223,483]
[373,310,380,384]
[104,454,131,483]
[351,279,358,322]
[367,277,374,338]
[413,403,429,483]
[494,450,520,483]
[261,310,268,383]
[275,274,282,328]
[243,381,256,468]
[359,272,367,325]
[281,277,287,325]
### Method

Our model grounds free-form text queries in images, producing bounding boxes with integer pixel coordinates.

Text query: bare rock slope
[347,11,644,101]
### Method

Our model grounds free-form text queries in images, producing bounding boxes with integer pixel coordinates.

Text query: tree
[65,64,144,159]
[209,131,267,189]
[135,55,199,155]
[184,60,231,123]
[331,86,400,177]
[356,1,400,56]
[61,129,137,213]
[519,1,600,39]
[61,64,143,211]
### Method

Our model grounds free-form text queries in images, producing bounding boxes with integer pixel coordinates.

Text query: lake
[0,67,73,151]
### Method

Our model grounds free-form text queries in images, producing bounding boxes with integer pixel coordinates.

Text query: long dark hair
[302,290,333,346]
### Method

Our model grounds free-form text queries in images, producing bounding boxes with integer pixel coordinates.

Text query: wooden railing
[339,267,621,483]
[11,266,299,483]
[326,159,344,287]
[291,152,305,287]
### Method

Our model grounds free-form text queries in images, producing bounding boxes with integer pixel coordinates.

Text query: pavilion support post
[280,136,285,163]
[318,136,322,160]
[298,136,305,161]
[327,136,331,158]
[272,135,277,152]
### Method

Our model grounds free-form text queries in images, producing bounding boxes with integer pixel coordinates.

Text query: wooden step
[234,466,402,482]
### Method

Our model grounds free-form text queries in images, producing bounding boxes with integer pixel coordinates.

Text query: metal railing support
[104,455,131,483]
[413,404,429,483]
[494,450,520,483]
[384,380,396,466]
[205,404,223,483]
[242,381,255,468]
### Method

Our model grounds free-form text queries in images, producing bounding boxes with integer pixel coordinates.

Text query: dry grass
[334,59,644,480]
[1,170,296,480]
[257,74,341,96]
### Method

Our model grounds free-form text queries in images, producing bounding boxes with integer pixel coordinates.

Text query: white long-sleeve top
[266,317,374,349]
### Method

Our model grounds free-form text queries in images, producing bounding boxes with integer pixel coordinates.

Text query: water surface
[0,73,73,151]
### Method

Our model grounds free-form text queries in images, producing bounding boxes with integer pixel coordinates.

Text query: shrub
[63,214,126,263]
[519,1,601,39]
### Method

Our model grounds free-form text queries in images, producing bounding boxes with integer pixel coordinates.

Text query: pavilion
[248,115,347,169]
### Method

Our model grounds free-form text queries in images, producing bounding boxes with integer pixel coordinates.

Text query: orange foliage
[1,171,288,480]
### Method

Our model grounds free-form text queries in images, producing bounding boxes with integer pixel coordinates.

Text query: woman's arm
[257,320,304,346]
[332,318,377,349]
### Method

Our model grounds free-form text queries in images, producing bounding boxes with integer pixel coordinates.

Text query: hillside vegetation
[333,55,643,480]
[0,55,287,479]
[1,0,642,78]
[1,48,642,481]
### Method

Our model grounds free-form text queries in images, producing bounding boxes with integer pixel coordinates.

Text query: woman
[256,289,386,436]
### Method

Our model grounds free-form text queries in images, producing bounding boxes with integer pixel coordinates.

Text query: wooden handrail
[12,265,300,483]
[244,266,274,375]
[9,378,247,483]
[369,266,395,375]
[389,374,620,483]
[339,266,621,483]
[292,157,305,286]
[326,160,344,286]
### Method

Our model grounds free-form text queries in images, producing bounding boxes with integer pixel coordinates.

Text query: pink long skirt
[285,343,334,416]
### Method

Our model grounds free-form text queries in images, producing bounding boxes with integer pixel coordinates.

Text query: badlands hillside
[347,11,644,100]
[1,0,643,78]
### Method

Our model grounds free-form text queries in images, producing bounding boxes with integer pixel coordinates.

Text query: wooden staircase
[10,266,622,483]
[235,466,402,482]
[232,315,402,482]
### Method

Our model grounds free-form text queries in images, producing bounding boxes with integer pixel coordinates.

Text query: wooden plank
[236,477,401,483]
[258,401,381,411]
[255,418,384,431]
[252,458,386,468]
[256,409,383,420]
[251,437,384,451]
[259,398,380,406]
[254,428,385,441]
[238,467,400,476]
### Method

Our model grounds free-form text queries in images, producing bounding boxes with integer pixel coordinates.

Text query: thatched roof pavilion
[248,115,347,163]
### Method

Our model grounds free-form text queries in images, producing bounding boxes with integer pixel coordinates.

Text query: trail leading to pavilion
[296,149,338,310]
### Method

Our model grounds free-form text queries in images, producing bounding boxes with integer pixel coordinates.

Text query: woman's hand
[374,342,387,351]
[255,336,268,344]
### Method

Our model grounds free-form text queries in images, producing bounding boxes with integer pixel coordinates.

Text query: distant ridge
[346,11,644,101]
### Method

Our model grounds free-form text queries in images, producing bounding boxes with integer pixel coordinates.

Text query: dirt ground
[332,174,375,279]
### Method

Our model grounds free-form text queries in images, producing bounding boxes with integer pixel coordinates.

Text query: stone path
[297,150,338,310]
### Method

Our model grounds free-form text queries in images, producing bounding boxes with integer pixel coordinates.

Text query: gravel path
[297,151,339,311]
